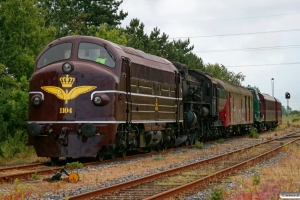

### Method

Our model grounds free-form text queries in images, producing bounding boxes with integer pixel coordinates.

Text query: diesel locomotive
[27,36,282,163]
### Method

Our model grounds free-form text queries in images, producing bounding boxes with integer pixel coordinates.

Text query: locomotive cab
[28,36,122,161]
[27,36,183,162]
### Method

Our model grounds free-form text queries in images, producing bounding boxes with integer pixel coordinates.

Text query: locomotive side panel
[258,93,276,122]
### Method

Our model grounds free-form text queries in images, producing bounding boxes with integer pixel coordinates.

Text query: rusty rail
[68,132,299,200]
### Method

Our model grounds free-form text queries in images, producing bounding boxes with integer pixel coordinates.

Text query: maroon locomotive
[27,36,282,163]
[27,36,183,163]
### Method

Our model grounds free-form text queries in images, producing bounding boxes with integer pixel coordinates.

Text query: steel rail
[0,145,193,183]
[68,132,299,200]
[146,136,300,199]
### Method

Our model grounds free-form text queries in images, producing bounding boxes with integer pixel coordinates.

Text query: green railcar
[247,87,263,130]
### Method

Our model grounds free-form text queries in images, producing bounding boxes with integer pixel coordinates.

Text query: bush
[249,126,259,138]
[210,186,224,200]
[195,140,204,149]
[0,131,27,159]
[253,172,260,185]
[31,171,41,180]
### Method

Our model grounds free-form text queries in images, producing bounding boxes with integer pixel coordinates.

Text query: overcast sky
[119,0,300,111]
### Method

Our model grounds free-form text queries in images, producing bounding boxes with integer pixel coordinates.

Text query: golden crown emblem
[60,74,75,88]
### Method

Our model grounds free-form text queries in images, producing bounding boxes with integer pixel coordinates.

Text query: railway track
[0,131,278,184]
[0,134,248,183]
[0,146,195,183]
[67,132,300,200]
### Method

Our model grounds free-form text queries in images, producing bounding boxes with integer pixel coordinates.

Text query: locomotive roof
[214,78,252,96]
[259,93,276,102]
[273,97,282,103]
[41,35,177,73]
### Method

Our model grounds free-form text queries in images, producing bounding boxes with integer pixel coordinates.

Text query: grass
[0,146,47,166]
[195,140,204,149]
[0,178,33,199]
[66,161,83,170]
[153,155,165,161]
[220,142,300,199]
[282,114,300,127]
[249,126,259,138]
[31,171,41,180]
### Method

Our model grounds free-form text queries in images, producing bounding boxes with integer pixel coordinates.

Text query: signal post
[285,92,290,127]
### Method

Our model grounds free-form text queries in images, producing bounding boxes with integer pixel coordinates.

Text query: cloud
[119,0,300,110]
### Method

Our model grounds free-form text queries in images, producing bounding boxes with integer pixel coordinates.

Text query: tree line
[0,0,247,147]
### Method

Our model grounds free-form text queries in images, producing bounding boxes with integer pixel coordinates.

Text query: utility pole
[271,78,274,97]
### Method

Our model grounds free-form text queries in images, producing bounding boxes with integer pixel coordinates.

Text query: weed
[253,172,260,185]
[267,137,272,141]
[31,171,41,180]
[81,173,86,182]
[249,126,259,138]
[219,138,224,143]
[161,149,168,156]
[66,161,83,170]
[0,178,33,199]
[274,133,278,136]
[153,155,165,161]
[195,140,204,149]
[237,179,243,185]
[95,174,100,183]
[210,186,224,200]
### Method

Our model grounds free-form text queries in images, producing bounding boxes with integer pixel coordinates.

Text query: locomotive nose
[27,122,42,137]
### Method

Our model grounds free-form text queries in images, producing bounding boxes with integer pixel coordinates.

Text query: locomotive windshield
[78,42,115,68]
[37,43,72,69]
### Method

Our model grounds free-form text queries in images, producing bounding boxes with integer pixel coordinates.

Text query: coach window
[78,42,116,68]
[37,42,72,69]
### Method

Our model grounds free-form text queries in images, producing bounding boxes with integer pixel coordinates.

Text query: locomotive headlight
[93,96,102,105]
[91,93,110,106]
[62,62,73,74]
[31,95,43,106]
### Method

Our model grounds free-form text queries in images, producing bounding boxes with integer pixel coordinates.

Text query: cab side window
[78,42,116,68]
[37,43,72,69]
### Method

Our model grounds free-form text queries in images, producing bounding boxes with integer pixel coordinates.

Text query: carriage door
[175,71,180,122]
[212,84,217,115]
[122,57,132,123]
